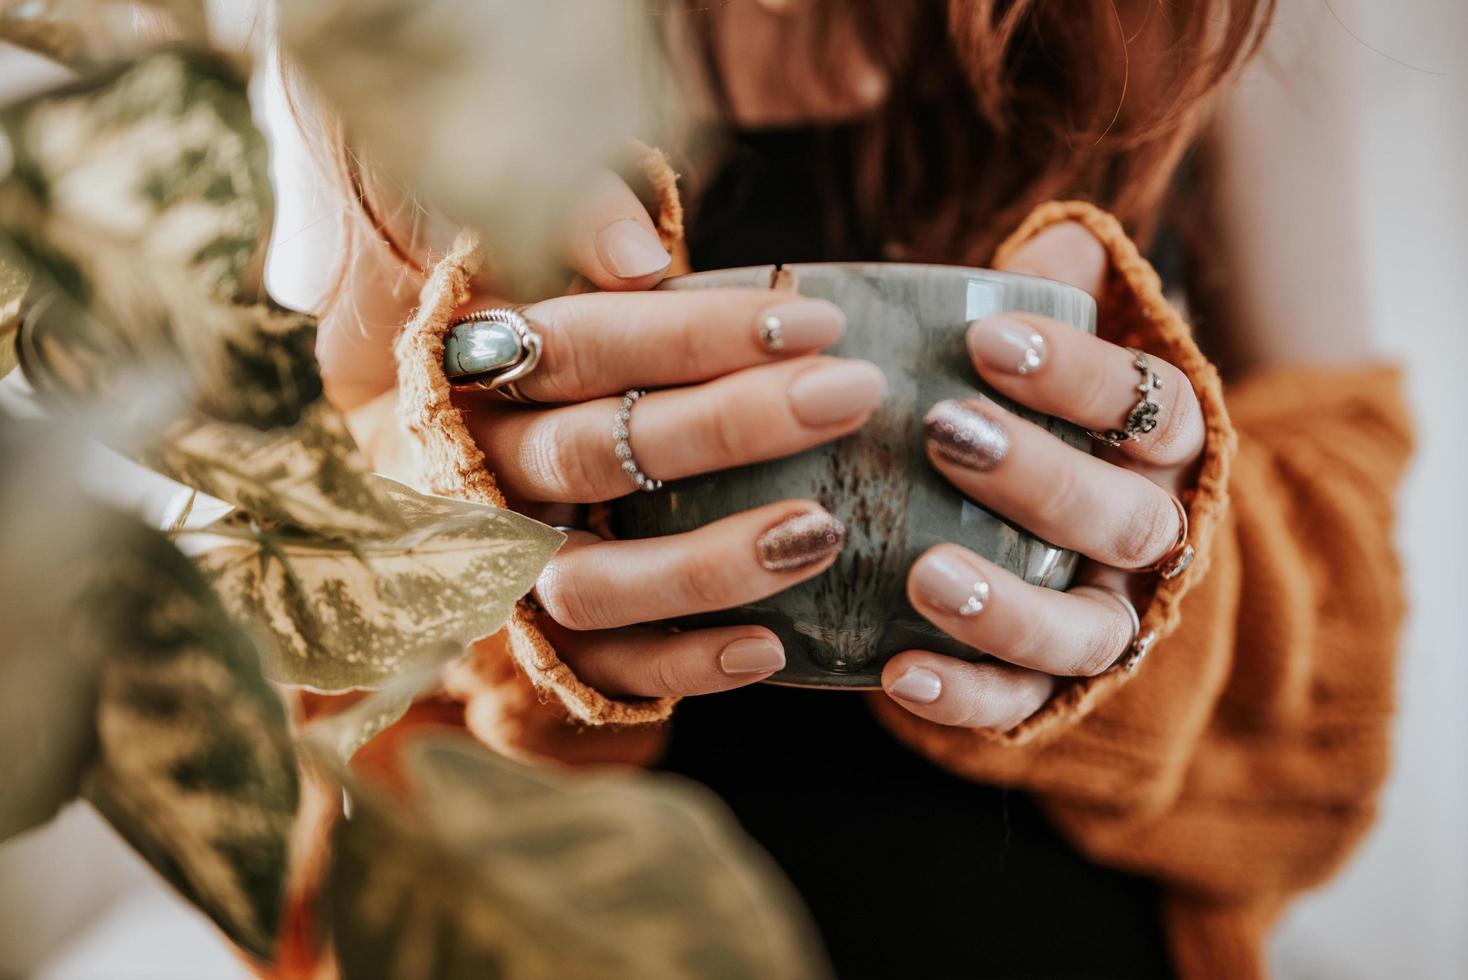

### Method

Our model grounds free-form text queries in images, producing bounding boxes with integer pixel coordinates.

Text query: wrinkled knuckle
[699,399,750,465]
[1147,368,1204,465]
[525,417,599,500]
[679,549,741,612]
[649,652,696,697]
[1006,616,1055,669]
[1078,362,1121,425]
[1070,615,1131,676]
[1033,462,1082,530]
[1109,491,1177,570]
[536,564,609,631]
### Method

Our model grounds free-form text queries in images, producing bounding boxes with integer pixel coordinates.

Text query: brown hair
[296,0,1273,307]
[689,0,1273,262]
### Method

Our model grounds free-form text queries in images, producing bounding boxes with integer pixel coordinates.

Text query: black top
[657,124,1175,980]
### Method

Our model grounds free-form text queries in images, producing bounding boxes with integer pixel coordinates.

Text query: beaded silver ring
[613,389,662,492]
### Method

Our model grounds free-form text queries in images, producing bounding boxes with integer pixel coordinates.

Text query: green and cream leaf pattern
[0,49,405,538]
[329,737,832,980]
[0,251,24,379]
[0,421,108,841]
[82,521,299,962]
[189,476,564,690]
[0,1,210,71]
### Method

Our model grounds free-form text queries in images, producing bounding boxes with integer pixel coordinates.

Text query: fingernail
[757,299,845,353]
[596,218,671,279]
[719,637,786,675]
[889,667,942,705]
[924,399,1008,471]
[787,361,887,426]
[913,550,991,617]
[756,509,846,572]
[968,316,1047,375]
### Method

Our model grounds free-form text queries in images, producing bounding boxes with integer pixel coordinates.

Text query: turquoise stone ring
[442,308,543,402]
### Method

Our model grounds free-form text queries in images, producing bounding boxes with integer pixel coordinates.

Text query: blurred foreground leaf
[327,737,832,980]
[0,418,298,960]
[190,476,564,690]
[83,522,299,961]
[278,0,682,298]
[0,0,209,71]
[0,49,404,538]
[0,421,109,839]
[0,251,23,378]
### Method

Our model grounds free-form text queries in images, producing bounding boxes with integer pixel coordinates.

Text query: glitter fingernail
[924,399,1009,471]
[755,509,846,572]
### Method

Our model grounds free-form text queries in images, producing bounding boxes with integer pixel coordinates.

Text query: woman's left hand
[882,222,1205,730]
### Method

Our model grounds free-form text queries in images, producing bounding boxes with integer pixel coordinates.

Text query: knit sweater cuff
[875,200,1238,748]
[390,145,684,731]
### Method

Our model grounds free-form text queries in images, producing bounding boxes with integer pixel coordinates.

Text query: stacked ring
[1152,495,1194,580]
[1088,347,1162,447]
[613,389,663,492]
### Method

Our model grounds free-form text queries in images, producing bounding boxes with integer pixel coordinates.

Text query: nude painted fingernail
[787,361,887,426]
[595,218,671,279]
[913,550,991,617]
[889,667,942,704]
[719,637,786,675]
[924,399,1008,471]
[757,299,845,353]
[968,316,1047,375]
[756,509,846,572]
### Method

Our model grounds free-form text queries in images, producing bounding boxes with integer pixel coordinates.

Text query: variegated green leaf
[82,520,299,962]
[189,476,564,691]
[328,737,832,980]
[1,0,210,71]
[0,49,406,538]
[0,250,23,379]
[0,420,108,840]
[0,417,298,961]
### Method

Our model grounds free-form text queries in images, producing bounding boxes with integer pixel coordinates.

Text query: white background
[1,2,1465,977]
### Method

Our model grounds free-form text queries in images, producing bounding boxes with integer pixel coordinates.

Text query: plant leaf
[0,417,299,961]
[0,250,24,379]
[81,519,300,962]
[0,49,405,538]
[0,420,108,840]
[0,1,210,71]
[328,737,832,980]
[189,476,564,691]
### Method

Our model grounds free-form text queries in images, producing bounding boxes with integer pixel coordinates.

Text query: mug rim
[665,261,1096,309]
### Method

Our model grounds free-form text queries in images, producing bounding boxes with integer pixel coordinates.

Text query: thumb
[562,168,672,291]
[994,220,1108,298]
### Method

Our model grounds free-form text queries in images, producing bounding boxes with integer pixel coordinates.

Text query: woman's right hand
[328,171,884,699]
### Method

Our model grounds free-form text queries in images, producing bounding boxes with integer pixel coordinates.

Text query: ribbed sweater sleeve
[870,202,1413,979]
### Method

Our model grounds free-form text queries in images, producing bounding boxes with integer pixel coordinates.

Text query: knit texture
[391,197,1411,978]
[392,143,687,740]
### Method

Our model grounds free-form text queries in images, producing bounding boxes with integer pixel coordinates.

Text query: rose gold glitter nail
[924,399,1009,471]
[755,510,846,572]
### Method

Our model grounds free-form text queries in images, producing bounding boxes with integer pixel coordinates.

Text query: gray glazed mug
[610,263,1097,688]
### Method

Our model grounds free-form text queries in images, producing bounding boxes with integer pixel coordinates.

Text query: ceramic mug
[610,263,1097,688]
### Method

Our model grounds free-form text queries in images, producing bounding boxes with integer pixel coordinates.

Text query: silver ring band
[613,389,662,492]
[1068,583,1153,673]
[1088,347,1162,447]
[442,307,544,402]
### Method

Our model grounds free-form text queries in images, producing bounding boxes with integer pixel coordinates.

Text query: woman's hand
[464,282,887,698]
[880,222,1205,730]
[330,172,887,699]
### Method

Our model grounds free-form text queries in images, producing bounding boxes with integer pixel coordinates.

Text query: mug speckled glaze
[610,263,1097,688]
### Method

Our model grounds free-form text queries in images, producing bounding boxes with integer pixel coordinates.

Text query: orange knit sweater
[382,176,1413,978]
